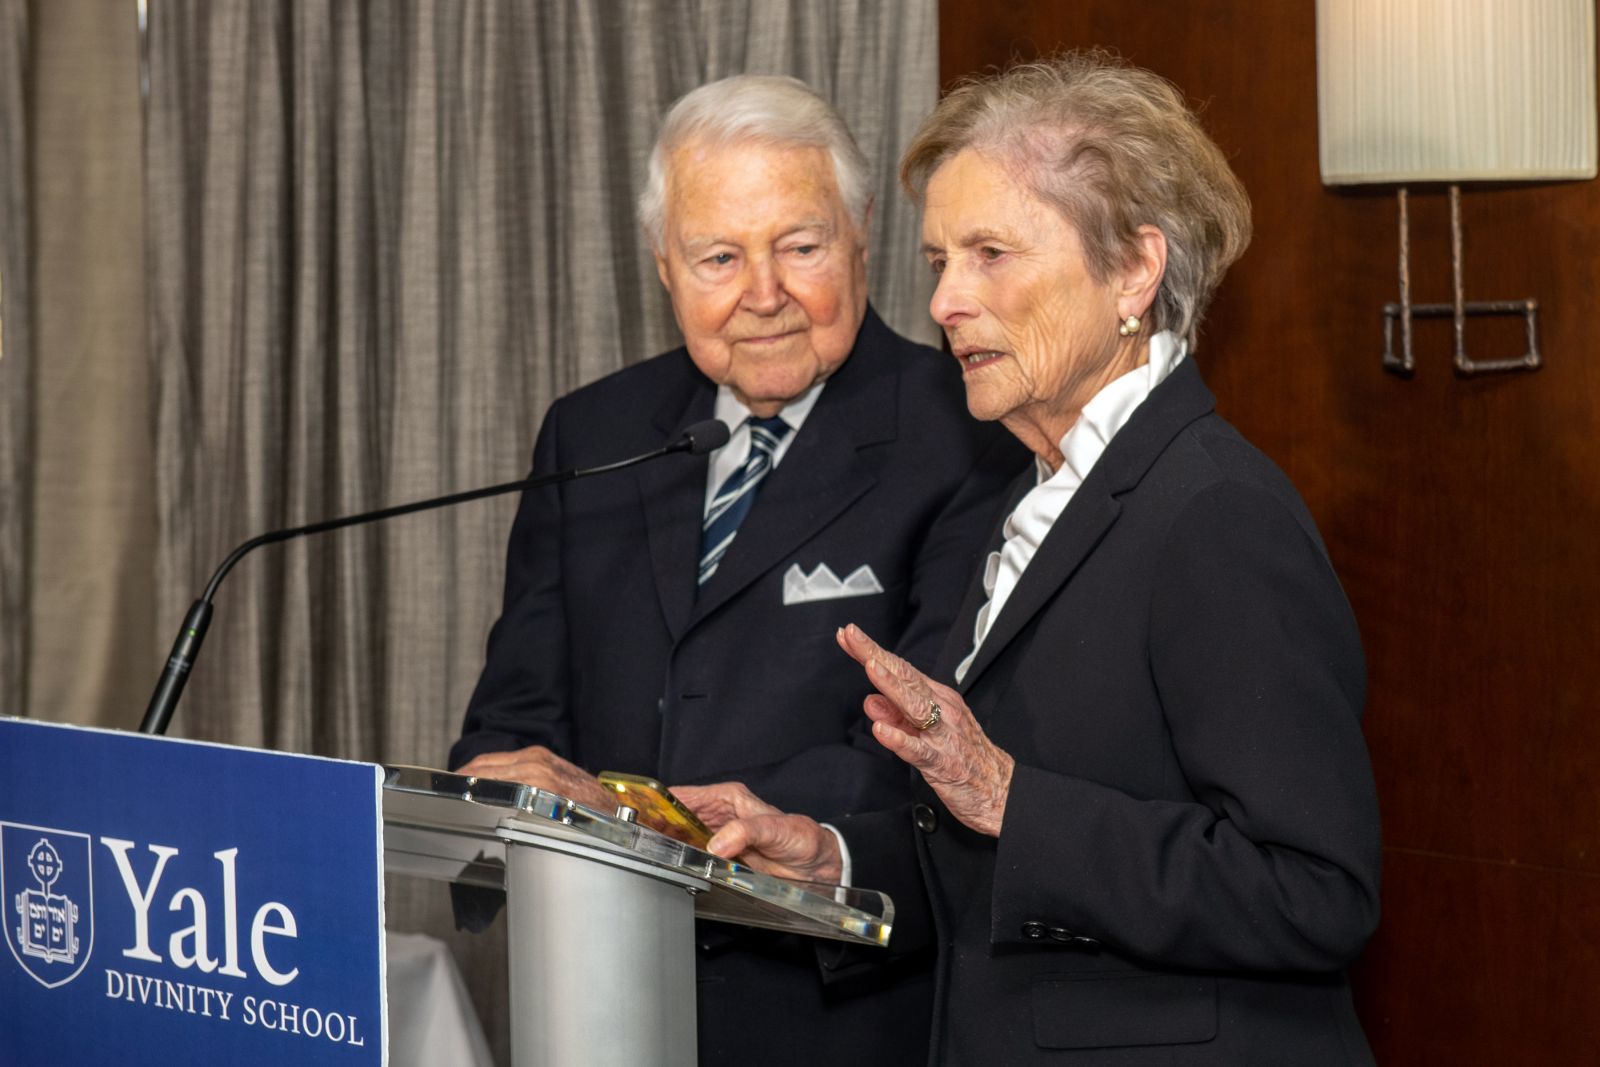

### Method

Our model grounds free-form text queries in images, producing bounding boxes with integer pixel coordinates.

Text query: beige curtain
[0,0,27,712]
[144,0,938,764]
[133,3,937,1058]
[0,0,153,726]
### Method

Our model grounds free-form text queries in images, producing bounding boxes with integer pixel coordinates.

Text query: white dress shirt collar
[704,380,826,512]
[954,331,1187,682]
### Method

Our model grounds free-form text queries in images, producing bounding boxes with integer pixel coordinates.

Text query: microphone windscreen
[682,419,731,455]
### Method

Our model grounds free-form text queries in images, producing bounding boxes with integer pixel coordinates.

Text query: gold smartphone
[596,771,713,848]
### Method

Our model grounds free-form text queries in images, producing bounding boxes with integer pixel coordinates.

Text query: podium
[2,718,389,1066]
[380,766,893,1067]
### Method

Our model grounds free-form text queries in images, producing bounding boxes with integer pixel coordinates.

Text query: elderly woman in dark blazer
[679,52,1380,1065]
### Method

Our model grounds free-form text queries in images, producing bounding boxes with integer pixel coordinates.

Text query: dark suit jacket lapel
[932,465,1032,682]
[951,358,1218,695]
[689,312,898,626]
[639,359,717,642]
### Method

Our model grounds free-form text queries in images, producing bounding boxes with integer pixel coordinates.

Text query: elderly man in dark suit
[680,53,1382,1066]
[451,74,1019,1065]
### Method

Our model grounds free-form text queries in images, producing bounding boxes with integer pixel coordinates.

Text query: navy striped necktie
[699,415,790,585]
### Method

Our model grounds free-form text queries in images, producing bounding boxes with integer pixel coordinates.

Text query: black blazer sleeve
[449,399,573,769]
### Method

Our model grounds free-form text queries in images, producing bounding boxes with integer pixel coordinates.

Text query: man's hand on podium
[675,782,843,884]
[456,746,614,813]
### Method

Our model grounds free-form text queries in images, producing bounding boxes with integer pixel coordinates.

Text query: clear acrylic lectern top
[381,764,893,947]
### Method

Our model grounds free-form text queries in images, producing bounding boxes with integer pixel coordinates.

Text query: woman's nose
[929,265,976,327]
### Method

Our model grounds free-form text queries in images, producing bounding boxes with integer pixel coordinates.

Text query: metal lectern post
[501,828,698,1066]
[380,766,894,1067]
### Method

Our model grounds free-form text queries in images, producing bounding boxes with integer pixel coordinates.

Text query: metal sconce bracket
[1381,186,1542,377]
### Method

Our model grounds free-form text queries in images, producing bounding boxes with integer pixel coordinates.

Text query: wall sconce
[1316,0,1597,376]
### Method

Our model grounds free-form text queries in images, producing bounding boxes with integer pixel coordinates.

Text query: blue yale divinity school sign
[0,717,386,1065]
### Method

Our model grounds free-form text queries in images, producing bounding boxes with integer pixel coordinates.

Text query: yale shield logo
[2,822,94,988]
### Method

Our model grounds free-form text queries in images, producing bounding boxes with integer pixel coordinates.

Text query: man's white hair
[638,75,872,250]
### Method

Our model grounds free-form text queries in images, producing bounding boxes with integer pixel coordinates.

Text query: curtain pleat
[136,3,938,1057]
[144,0,937,765]
[3,1,152,727]
[0,0,29,713]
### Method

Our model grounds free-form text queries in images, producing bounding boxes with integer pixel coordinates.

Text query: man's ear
[1117,224,1167,320]
[654,249,672,291]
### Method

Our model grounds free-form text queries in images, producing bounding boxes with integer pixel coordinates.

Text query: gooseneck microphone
[138,418,730,736]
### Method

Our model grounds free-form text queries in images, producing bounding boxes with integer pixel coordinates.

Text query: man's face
[654,139,869,416]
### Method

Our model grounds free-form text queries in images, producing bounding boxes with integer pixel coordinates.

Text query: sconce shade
[1317,0,1598,185]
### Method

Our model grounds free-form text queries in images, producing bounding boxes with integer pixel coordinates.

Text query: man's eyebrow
[681,235,733,255]
[681,220,836,255]
[781,219,834,238]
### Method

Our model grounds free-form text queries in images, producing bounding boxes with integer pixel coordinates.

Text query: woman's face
[921,148,1145,457]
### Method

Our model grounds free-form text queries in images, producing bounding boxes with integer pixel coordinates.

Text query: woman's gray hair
[638,75,872,250]
[901,51,1252,347]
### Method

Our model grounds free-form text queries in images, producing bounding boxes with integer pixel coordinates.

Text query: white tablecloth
[385,931,494,1067]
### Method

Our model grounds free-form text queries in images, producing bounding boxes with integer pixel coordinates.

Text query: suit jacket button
[913,804,938,833]
[1021,920,1048,940]
[1048,926,1101,949]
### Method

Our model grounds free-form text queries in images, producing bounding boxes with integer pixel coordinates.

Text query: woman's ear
[1117,225,1167,320]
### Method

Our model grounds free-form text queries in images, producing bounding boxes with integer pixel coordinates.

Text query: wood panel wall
[937,2,1600,1061]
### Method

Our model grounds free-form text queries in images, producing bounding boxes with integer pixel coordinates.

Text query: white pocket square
[782,563,885,605]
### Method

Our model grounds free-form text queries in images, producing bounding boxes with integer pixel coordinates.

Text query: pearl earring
[1118,314,1141,337]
